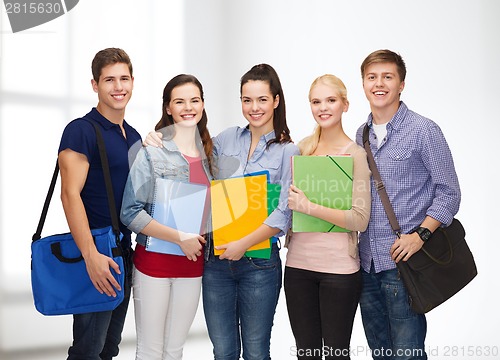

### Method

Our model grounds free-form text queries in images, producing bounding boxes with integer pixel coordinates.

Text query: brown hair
[91,48,133,82]
[155,74,213,175]
[240,64,292,147]
[360,49,406,82]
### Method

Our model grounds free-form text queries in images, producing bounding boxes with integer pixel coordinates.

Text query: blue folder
[146,178,207,255]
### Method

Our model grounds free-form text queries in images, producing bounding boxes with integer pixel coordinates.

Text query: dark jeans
[284,266,362,360]
[359,266,427,360]
[203,243,282,360]
[67,246,133,360]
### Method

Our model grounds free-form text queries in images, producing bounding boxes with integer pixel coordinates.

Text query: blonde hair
[298,74,349,155]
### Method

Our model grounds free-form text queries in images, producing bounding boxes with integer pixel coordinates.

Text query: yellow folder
[211,174,270,255]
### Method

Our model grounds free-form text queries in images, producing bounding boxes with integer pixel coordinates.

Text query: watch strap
[415,226,432,242]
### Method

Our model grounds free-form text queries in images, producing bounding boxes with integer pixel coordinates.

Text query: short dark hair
[91,48,133,82]
[361,49,406,82]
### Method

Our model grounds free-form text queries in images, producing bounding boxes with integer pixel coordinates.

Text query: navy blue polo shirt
[58,108,142,245]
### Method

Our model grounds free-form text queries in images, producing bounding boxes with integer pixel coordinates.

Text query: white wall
[1,0,499,358]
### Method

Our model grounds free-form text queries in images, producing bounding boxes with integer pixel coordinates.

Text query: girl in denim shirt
[121,74,213,360]
[203,64,299,359]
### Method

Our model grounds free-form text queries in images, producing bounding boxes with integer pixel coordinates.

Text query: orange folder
[211,174,270,255]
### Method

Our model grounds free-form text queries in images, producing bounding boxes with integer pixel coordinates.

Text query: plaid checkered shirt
[355,102,461,273]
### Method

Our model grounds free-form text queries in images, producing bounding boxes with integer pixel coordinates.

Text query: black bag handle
[50,242,83,263]
[421,227,453,265]
[50,234,123,263]
[32,119,121,244]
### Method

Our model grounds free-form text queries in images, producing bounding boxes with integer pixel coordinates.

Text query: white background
[1,0,499,358]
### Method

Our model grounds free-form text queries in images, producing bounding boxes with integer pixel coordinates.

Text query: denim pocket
[384,274,414,320]
[152,160,188,181]
[246,256,277,270]
[246,246,281,270]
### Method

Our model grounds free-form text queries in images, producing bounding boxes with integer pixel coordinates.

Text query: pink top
[286,232,359,274]
[133,154,209,278]
[285,142,371,275]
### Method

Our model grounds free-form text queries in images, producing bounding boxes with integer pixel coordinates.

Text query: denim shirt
[214,126,300,237]
[120,128,213,247]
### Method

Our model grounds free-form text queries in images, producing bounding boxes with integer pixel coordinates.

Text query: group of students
[57,47,461,360]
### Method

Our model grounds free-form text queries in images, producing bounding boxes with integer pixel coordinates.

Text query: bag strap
[362,124,455,263]
[32,160,60,241]
[362,124,401,237]
[32,119,120,241]
[91,121,121,240]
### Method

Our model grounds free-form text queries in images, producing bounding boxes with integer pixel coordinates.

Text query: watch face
[417,227,432,241]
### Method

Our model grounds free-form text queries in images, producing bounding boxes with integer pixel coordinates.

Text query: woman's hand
[288,184,311,214]
[143,131,163,147]
[216,240,248,261]
[178,232,206,261]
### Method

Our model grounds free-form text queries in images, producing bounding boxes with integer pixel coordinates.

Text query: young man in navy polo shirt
[58,48,142,359]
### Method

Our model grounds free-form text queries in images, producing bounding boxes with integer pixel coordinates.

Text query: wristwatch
[414,227,432,242]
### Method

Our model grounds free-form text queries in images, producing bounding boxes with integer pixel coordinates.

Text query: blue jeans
[67,246,133,360]
[202,243,282,360]
[359,266,427,360]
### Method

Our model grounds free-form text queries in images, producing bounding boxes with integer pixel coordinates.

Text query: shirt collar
[87,107,124,130]
[242,125,276,142]
[158,125,206,158]
[366,101,409,131]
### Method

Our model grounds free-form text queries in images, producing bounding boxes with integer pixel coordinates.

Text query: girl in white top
[285,74,371,360]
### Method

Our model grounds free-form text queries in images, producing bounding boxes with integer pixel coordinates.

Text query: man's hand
[390,232,424,263]
[84,250,122,297]
[144,131,163,147]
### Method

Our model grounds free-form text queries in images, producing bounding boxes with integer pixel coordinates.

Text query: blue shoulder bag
[31,121,125,315]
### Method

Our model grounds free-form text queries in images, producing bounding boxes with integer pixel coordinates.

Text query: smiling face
[363,62,404,119]
[309,82,348,130]
[92,62,134,121]
[166,83,204,128]
[240,80,279,134]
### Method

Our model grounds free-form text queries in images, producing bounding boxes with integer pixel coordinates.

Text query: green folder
[292,155,353,232]
[244,183,281,259]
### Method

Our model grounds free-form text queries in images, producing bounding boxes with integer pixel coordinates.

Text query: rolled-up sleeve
[422,124,461,226]
[264,143,300,236]
[120,148,154,233]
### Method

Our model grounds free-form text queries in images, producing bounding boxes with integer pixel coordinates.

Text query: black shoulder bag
[362,124,477,313]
